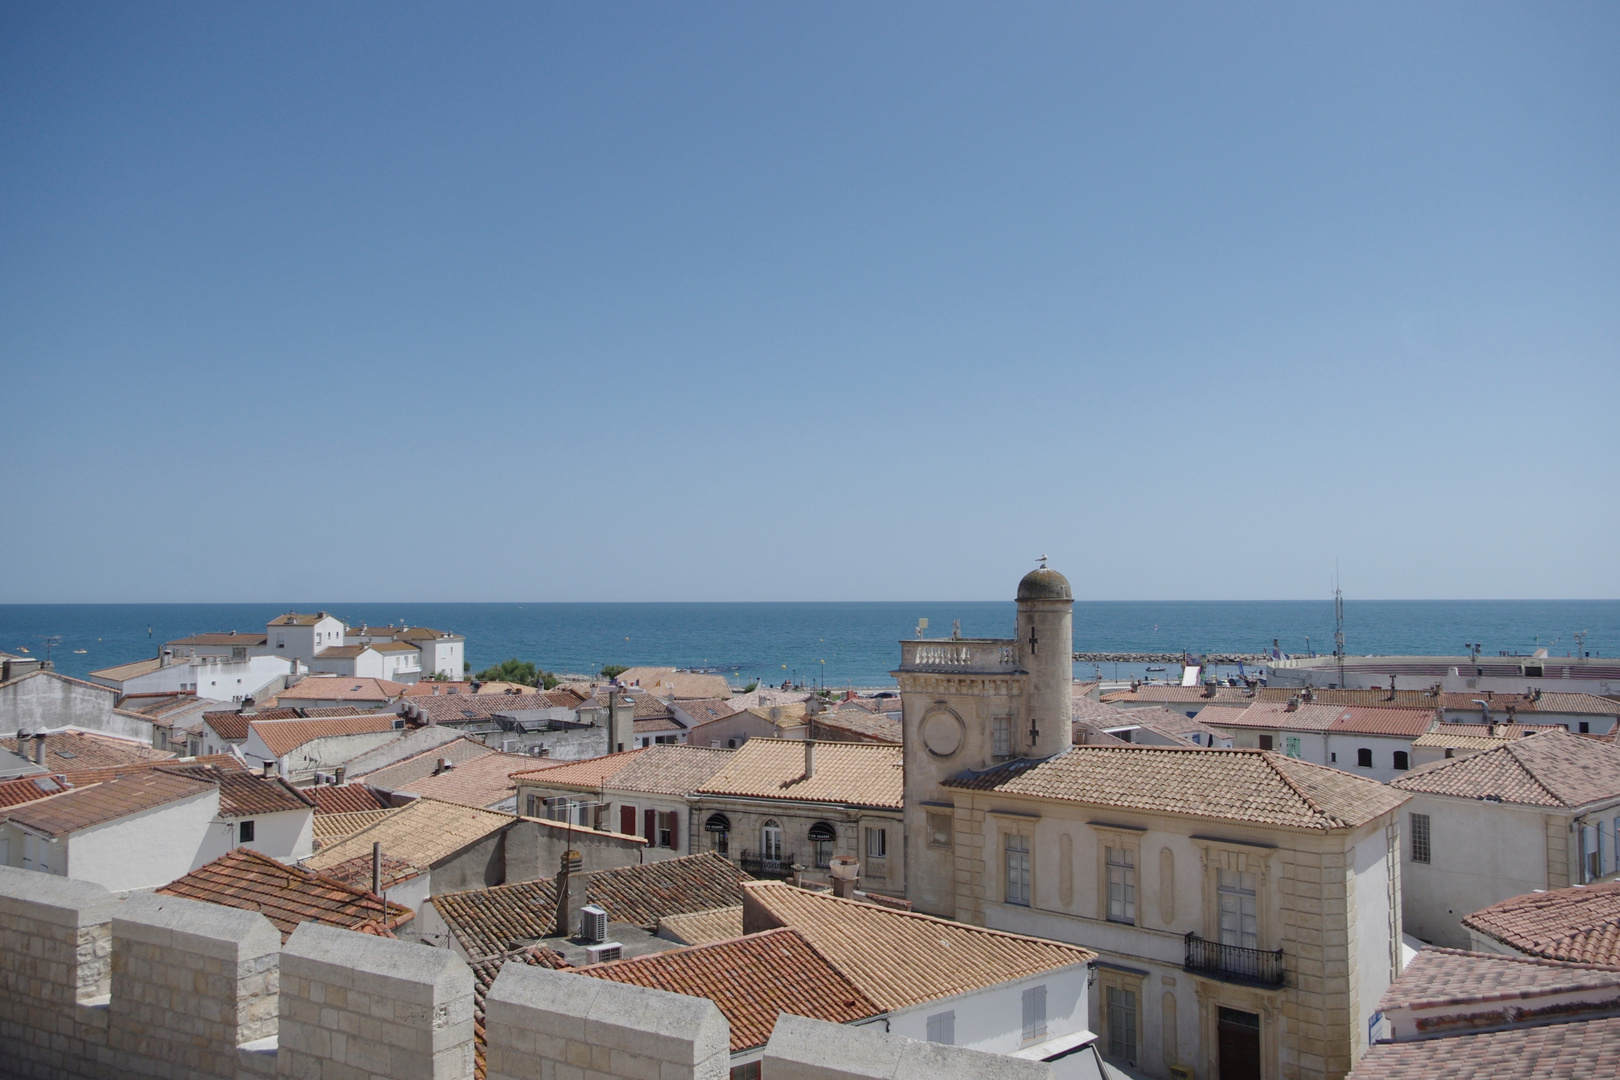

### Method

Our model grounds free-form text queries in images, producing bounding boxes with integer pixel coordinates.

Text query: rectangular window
[926,1010,955,1045]
[927,811,953,849]
[1393,751,1410,771]
[1258,734,1273,751]
[526,794,542,818]
[728,1063,761,1080]
[658,811,677,850]
[1106,846,1136,924]
[238,820,255,844]
[1021,984,1047,1042]
[1410,813,1431,864]
[1283,735,1301,758]
[1106,984,1137,1063]
[1218,868,1258,949]
[866,827,887,859]
[993,716,1011,758]
[1357,747,1374,768]
[1005,833,1031,906]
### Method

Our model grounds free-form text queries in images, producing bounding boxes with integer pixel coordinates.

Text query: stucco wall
[68,787,220,893]
[1400,796,1552,947]
[886,967,1089,1056]
[0,671,139,739]
[194,808,314,866]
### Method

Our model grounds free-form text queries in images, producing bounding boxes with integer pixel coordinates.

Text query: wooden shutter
[645,808,657,841]
[619,804,636,836]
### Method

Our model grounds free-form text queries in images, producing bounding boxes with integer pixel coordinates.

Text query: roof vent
[580,904,608,944]
[584,941,621,964]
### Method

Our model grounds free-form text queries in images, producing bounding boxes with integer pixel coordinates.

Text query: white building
[239,714,403,781]
[88,653,293,703]
[192,769,316,865]
[265,612,348,664]
[0,770,219,894]
[1391,730,1620,949]
[1197,701,1437,782]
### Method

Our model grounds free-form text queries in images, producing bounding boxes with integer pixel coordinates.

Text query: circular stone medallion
[921,710,964,758]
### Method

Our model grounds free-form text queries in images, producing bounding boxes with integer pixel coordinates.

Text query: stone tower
[896,560,1075,917]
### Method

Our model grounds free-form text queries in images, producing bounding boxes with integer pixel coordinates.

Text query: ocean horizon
[3,599,1615,688]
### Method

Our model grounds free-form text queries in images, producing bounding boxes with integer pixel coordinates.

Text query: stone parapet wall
[0,864,1044,1080]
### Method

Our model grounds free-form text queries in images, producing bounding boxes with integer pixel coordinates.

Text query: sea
[2,600,1616,689]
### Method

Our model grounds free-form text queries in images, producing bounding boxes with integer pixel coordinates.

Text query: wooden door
[1217,1007,1261,1080]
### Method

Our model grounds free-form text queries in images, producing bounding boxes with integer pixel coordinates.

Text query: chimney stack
[372,841,382,896]
[434,757,451,775]
[334,766,346,785]
[829,855,859,900]
[552,850,585,938]
[261,760,275,778]
[804,740,816,779]
[33,734,47,765]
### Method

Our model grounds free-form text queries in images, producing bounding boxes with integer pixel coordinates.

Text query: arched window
[808,821,837,868]
[705,813,731,857]
[762,819,783,861]
[1357,748,1373,768]
[1393,751,1409,771]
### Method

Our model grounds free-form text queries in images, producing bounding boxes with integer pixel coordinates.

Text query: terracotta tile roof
[695,739,903,809]
[1411,729,1519,751]
[1391,731,1620,808]
[743,881,1095,1010]
[945,745,1408,831]
[511,749,649,790]
[315,851,425,893]
[613,667,733,700]
[87,656,166,681]
[3,769,215,837]
[0,732,173,774]
[1071,723,1133,746]
[403,680,475,697]
[353,736,491,787]
[250,714,398,757]
[1378,947,1620,1012]
[404,692,564,725]
[158,848,411,941]
[1346,1013,1620,1079]
[1254,687,1443,709]
[431,852,753,959]
[577,927,879,1052]
[273,677,407,703]
[307,785,391,814]
[603,745,734,796]
[0,773,69,808]
[167,632,267,647]
[213,770,315,817]
[313,644,373,659]
[631,695,675,720]
[1434,692,1620,716]
[807,711,902,745]
[674,699,741,726]
[203,713,257,740]
[1328,706,1438,737]
[1100,685,1253,705]
[61,753,243,786]
[1196,701,1347,732]
[1463,882,1620,967]
[633,717,683,733]
[312,808,400,847]
[304,798,514,872]
[655,905,744,946]
[1098,705,1227,745]
[390,752,534,809]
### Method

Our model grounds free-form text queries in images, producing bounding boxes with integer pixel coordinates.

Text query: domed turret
[1017,564,1072,602]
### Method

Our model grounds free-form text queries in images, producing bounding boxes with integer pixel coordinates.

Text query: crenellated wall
[0,864,1054,1080]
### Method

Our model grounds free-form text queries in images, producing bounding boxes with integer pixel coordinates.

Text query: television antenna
[1575,630,1588,658]
[1332,567,1345,690]
[41,635,62,665]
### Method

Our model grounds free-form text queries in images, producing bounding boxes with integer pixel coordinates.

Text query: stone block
[0,866,119,932]
[763,1014,1054,1080]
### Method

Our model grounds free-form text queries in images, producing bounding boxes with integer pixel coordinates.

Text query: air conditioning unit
[580,904,608,944]
[584,942,622,964]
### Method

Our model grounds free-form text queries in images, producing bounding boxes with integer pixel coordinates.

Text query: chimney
[1285,696,1299,712]
[434,757,451,776]
[33,734,47,765]
[804,740,816,779]
[1201,682,1216,698]
[334,766,346,785]
[608,694,631,755]
[829,855,859,900]
[372,841,382,896]
[261,760,275,778]
[1388,676,1397,701]
[552,850,585,938]
[1301,686,1314,703]
[843,690,857,702]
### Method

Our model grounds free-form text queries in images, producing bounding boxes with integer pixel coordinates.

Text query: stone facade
[0,863,1053,1080]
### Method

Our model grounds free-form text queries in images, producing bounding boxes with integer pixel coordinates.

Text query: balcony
[896,639,1023,675]
[1184,933,1285,988]
[739,850,798,879]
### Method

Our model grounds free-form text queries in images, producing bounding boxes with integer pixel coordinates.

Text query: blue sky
[1,3,1616,603]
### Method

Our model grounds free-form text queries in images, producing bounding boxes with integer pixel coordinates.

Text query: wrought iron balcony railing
[739,850,798,878]
[1184,933,1285,988]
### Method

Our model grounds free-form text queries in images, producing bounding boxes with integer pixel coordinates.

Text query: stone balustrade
[0,865,1053,1080]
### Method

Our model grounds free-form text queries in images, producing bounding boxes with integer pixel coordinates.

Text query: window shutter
[620,805,636,836]
[645,808,656,841]
[668,810,679,850]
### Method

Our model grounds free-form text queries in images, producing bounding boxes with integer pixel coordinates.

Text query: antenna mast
[1333,569,1345,689]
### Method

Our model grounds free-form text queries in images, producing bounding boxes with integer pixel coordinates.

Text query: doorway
[1217,1007,1261,1080]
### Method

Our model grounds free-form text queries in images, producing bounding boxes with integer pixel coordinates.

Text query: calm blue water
[2,601,1615,688]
